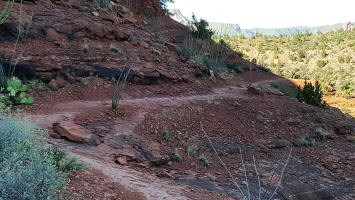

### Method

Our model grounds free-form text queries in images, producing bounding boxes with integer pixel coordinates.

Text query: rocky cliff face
[0,0,206,84]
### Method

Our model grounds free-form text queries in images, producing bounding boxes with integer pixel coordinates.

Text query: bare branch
[200,122,245,197]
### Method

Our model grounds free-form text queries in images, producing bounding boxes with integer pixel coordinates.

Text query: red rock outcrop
[0,0,206,84]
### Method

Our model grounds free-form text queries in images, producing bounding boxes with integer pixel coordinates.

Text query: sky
[167,0,355,29]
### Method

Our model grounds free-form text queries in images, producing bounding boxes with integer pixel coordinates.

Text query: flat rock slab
[53,122,98,144]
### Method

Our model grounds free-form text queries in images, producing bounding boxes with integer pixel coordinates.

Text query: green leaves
[0,77,34,106]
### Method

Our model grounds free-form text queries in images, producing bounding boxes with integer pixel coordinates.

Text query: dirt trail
[29,79,283,200]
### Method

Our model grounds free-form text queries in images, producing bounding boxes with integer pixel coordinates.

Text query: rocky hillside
[0,0,216,85]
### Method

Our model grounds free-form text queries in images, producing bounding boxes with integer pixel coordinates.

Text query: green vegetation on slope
[214,29,355,96]
[0,114,83,199]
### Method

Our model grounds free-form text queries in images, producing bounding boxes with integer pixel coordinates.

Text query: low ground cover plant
[0,114,83,199]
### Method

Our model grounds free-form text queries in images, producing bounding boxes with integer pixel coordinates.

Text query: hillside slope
[0,0,209,84]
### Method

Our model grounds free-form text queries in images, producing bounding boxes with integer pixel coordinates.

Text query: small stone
[116,156,128,165]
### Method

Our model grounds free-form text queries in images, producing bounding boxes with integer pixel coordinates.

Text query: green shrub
[187,146,198,157]
[338,56,345,63]
[294,138,316,147]
[172,150,182,162]
[316,60,327,67]
[345,55,351,63]
[0,77,34,106]
[321,50,327,58]
[297,80,326,108]
[80,78,89,86]
[226,63,243,73]
[199,155,209,167]
[347,136,355,143]
[0,115,66,199]
[93,0,113,11]
[179,46,195,59]
[110,44,124,54]
[151,48,161,55]
[82,44,89,53]
[190,14,214,40]
[162,130,171,141]
[46,148,84,172]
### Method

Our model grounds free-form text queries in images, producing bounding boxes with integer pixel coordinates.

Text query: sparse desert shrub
[297,80,326,108]
[93,0,113,11]
[187,145,198,157]
[179,46,195,59]
[162,130,171,141]
[294,138,316,147]
[199,155,209,167]
[172,150,182,162]
[110,44,124,54]
[226,62,243,73]
[151,48,161,55]
[82,44,89,53]
[315,129,326,140]
[347,136,355,143]
[316,60,327,67]
[95,45,103,50]
[46,148,84,172]
[80,78,89,86]
[112,66,131,111]
[189,14,214,40]
[0,115,66,199]
[200,122,292,200]
[345,55,351,63]
[338,56,345,63]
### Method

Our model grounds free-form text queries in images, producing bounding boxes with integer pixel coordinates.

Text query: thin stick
[200,122,245,197]
[240,148,250,200]
[267,148,292,200]
[253,155,261,200]
[261,157,282,199]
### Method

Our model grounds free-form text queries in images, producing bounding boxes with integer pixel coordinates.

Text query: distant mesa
[169,9,354,36]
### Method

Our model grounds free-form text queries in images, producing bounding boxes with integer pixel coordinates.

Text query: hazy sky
[167,0,355,29]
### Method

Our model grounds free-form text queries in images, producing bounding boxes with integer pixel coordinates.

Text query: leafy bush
[297,80,326,108]
[46,148,84,172]
[0,115,66,199]
[294,138,316,147]
[0,77,34,106]
[190,15,214,40]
